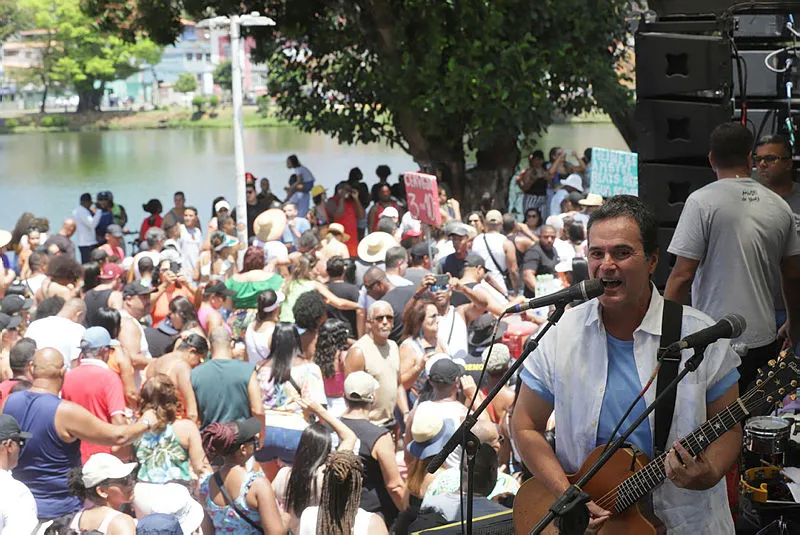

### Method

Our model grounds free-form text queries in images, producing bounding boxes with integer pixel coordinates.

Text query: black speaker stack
[636,1,800,286]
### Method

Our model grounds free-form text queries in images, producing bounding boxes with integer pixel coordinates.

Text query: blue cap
[136,513,182,535]
[80,326,120,350]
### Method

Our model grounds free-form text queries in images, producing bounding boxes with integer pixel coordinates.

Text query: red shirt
[140,215,164,242]
[0,379,19,410]
[61,359,126,463]
[331,195,359,257]
[100,243,126,260]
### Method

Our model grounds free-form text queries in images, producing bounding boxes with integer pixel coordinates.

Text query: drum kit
[739,407,800,532]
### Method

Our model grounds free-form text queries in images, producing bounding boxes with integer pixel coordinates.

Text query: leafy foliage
[213,60,232,92]
[17,0,163,112]
[82,0,633,190]
[173,72,198,94]
[191,94,205,112]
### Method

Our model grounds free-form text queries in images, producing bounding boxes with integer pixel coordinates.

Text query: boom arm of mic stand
[427,304,566,474]
[529,345,709,535]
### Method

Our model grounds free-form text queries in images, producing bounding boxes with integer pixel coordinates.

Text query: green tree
[84,0,634,202]
[17,0,163,112]
[173,72,198,94]
[213,60,232,92]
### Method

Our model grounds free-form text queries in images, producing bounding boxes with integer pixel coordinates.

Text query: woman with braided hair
[297,450,388,535]
[198,418,286,534]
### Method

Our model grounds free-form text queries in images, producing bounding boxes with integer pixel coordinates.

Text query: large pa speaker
[639,163,714,224]
[648,0,739,17]
[637,33,732,98]
[654,227,677,289]
[637,100,732,162]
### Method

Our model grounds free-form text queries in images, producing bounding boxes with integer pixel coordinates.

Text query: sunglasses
[754,155,791,164]
[13,437,26,448]
[246,189,256,194]
[373,314,394,322]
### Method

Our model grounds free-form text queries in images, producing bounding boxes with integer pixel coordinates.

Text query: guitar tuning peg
[768,371,775,378]
[767,396,775,403]
[779,388,786,395]
[768,359,777,367]
[792,380,798,388]
[757,379,764,386]
[780,362,787,369]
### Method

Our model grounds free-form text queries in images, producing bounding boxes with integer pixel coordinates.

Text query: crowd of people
[0,130,797,535]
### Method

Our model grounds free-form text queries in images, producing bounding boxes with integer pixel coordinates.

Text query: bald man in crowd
[3,348,156,523]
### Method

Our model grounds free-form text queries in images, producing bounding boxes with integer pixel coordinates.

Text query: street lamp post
[199,13,274,246]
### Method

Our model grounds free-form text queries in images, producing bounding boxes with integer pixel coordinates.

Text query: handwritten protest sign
[590,148,638,197]
[404,172,442,227]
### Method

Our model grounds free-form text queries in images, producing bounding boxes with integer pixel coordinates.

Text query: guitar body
[513,446,666,534]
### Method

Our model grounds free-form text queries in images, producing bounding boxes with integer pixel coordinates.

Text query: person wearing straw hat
[252,208,290,273]
[319,222,350,263]
[578,192,604,215]
[354,231,395,286]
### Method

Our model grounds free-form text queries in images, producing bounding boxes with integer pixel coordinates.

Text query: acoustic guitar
[513,350,800,534]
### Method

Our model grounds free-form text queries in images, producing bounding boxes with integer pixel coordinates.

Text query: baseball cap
[464,253,485,268]
[106,224,123,238]
[401,228,423,241]
[203,281,236,298]
[81,453,137,488]
[233,417,262,446]
[566,191,584,204]
[80,326,120,350]
[123,281,155,297]
[0,294,33,316]
[410,241,437,259]
[483,343,511,375]
[485,210,502,224]
[98,262,124,280]
[380,206,399,219]
[407,407,455,460]
[90,248,109,263]
[344,371,380,403]
[311,185,326,197]
[214,200,231,213]
[136,514,183,535]
[134,485,204,534]
[428,358,464,385]
[0,312,22,331]
[0,413,32,442]
[446,222,471,237]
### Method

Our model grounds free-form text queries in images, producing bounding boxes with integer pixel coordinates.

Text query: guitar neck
[612,397,749,512]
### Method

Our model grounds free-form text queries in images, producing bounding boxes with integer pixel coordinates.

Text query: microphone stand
[426,301,569,535]
[530,344,709,534]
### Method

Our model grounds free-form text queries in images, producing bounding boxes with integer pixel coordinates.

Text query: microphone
[665,314,746,353]
[505,278,605,314]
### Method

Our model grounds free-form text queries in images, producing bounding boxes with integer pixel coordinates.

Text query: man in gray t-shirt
[665,123,800,390]
[754,135,800,324]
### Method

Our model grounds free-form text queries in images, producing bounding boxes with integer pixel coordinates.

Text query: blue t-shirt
[521,333,739,458]
[281,217,311,247]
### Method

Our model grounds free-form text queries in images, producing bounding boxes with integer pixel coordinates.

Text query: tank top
[83,288,113,327]
[437,306,468,359]
[339,417,397,521]
[135,423,191,483]
[69,508,123,533]
[278,280,316,323]
[4,390,82,518]
[245,322,273,365]
[355,335,399,424]
[331,195,359,257]
[298,506,374,535]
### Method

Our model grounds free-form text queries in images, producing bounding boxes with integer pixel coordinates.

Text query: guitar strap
[654,299,683,455]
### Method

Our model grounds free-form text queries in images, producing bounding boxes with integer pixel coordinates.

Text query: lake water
[0,122,627,232]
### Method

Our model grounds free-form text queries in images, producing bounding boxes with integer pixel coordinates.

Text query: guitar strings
[586,385,768,512]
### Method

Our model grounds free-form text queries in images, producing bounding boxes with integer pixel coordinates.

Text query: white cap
[133,481,205,534]
[380,206,399,219]
[215,200,231,213]
[82,453,137,488]
[545,215,564,232]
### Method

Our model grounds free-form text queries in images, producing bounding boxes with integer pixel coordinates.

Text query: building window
[186,53,193,61]
[205,53,211,62]
[195,53,202,61]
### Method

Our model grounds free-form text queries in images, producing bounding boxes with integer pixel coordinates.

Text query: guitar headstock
[747,349,800,415]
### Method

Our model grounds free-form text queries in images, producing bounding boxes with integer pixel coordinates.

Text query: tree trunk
[39,82,48,114]
[464,133,520,213]
[77,83,105,113]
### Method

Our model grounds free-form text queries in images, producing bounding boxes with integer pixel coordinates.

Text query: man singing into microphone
[512,195,741,533]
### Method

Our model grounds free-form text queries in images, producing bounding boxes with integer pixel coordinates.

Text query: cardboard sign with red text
[403,172,442,227]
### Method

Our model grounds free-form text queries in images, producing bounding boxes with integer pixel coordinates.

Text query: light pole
[198,13,275,246]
